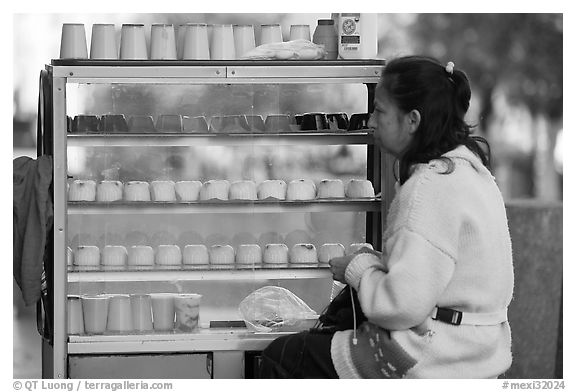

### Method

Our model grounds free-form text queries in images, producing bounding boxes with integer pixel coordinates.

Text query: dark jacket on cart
[13,155,53,306]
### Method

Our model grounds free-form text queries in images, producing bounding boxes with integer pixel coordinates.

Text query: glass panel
[65,80,374,338]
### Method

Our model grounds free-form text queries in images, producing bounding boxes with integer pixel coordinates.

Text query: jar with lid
[312,19,338,60]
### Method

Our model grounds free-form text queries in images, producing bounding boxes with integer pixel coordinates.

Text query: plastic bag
[238,286,318,332]
[239,39,327,61]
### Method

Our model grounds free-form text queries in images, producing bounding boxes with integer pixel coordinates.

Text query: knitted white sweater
[331,146,514,378]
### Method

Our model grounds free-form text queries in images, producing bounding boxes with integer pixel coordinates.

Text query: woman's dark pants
[258,330,339,378]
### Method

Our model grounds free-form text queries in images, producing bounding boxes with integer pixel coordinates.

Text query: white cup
[107,295,133,333]
[120,24,148,60]
[174,294,202,332]
[81,295,109,334]
[68,296,84,335]
[130,294,153,332]
[150,24,177,60]
[182,23,210,60]
[150,293,175,331]
[210,24,235,60]
[90,23,118,59]
[60,23,88,59]
[260,24,282,45]
[233,24,255,59]
[289,24,311,41]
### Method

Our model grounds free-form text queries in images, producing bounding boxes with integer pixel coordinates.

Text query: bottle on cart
[312,19,338,60]
[334,13,378,59]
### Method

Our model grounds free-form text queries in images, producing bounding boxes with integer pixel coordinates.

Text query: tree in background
[410,14,562,199]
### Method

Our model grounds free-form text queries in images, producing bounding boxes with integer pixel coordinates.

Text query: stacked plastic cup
[210,24,235,60]
[150,24,177,60]
[60,23,88,59]
[233,24,256,59]
[182,23,210,60]
[90,23,118,59]
[120,24,148,60]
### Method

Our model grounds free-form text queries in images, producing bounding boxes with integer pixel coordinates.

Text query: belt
[431,306,508,326]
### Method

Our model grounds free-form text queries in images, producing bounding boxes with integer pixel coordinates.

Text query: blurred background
[13,13,563,379]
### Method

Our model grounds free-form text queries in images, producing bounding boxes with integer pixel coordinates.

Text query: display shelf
[66,197,381,215]
[51,59,385,84]
[68,329,300,354]
[66,131,374,147]
[67,265,332,282]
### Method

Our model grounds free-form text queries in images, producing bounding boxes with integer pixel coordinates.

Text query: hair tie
[445,61,455,75]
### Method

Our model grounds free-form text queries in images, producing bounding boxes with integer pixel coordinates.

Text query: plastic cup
[176,24,187,59]
[264,114,292,133]
[260,24,282,45]
[348,113,371,131]
[156,114,183,132]
[150,24,177,60]
[210,24,235,60]
[289,24,311,41]
[300,112,329,130]
[150,293,175,331]
[130,294,153,332]
[107,294,133,333]
[99,114,128,133]
[182,116,208,133]
[60,23,88,59]
[128,115,156,132]
[67,296,84,335]
[233,24,255,59]
[182,23,210,60]
[120,24,148,60]
[90,24,118,59]
[245,115,265,132]
[81,295,109,334]
[174,294,202,332]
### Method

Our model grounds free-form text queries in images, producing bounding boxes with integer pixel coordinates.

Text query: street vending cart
[38,58,393,378]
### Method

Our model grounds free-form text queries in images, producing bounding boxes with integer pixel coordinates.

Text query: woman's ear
[406,110,421,134]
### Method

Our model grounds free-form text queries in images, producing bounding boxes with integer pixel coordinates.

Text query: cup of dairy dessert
[233,24,255,58]
[150,293,175,331]
[90,24,118,59]
[72,115,100,133]
[264,114,292,133]
[348,113,371,131]
[99,114,129,133]
[289,24,311,41]
[174,294,202,332]
[182,116,209,133]
[128,115,156,133]
[120,24,148,60]
[81,295,110,334]
[107,294,133,333]
[245,115,265,133]
[300,112,329,131]
[150,24,177,60]
[60,23,88,59]
[182,23,210,60]
[260,24,282,45]
[156,114,183,132]
[67,296,84,335]
[210,24,235,60]
[130,294,153,332]
[326,112,350,131]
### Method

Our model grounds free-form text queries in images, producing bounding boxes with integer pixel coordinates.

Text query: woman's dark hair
[379,55,491,184]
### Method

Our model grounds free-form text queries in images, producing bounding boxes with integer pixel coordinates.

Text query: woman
[258,55,514,379]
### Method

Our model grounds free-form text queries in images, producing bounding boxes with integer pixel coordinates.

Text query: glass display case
[40,59,392,378]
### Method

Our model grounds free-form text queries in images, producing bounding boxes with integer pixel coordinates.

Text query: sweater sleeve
[345,228,456,330]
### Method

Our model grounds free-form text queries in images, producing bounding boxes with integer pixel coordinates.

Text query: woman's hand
[329,247,384,282]
[328,254,355,283]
